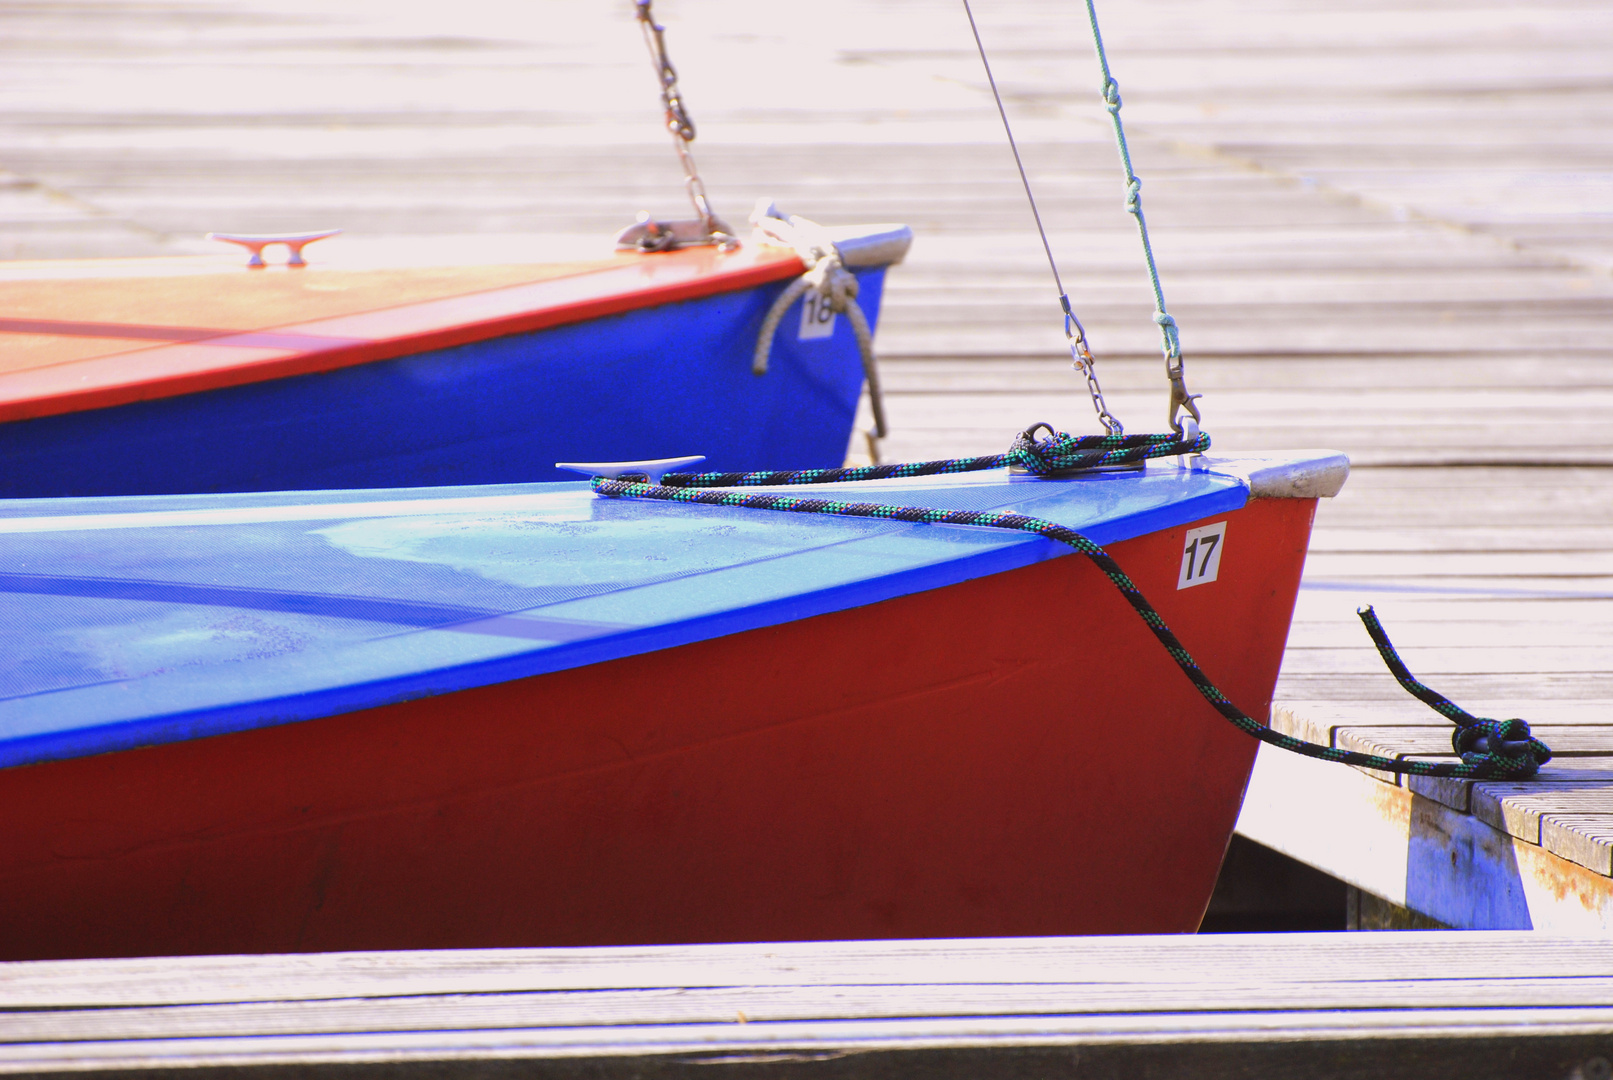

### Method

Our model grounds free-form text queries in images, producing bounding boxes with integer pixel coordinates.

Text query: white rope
[749,202,888,440]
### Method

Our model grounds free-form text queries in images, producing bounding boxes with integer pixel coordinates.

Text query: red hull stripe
[0,246,805,424]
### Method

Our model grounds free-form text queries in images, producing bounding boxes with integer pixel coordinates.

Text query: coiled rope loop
[594,425,1552,782]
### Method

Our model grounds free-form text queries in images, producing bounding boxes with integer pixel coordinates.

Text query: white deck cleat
[556,456,707,482]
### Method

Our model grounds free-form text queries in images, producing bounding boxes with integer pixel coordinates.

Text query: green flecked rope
[1356,606,1552,774]
[594,426,1551,781]
[663,425,1204,489]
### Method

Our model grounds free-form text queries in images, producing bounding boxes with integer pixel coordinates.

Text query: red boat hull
[0,496,1315,960]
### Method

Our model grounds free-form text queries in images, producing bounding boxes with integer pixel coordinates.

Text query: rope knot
[1153,311,1182,360]
[1124,177,1142,213]
[1452,717,1552,779]
[747,203,888,437]
[1101,78,1122,111]
[801,252,860,312]
[1006,423,1079,475]
[1357,607,1554,780]
[1004,423,1206,475]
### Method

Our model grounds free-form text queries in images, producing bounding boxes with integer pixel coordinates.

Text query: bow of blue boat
[0,221,912,497]
[0,451,1344,771]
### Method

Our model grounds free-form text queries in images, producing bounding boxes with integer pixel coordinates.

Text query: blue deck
[0,268,887,498]
[0,462,1246,770]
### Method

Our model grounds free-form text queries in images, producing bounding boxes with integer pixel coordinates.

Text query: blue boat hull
[0,267,887,498]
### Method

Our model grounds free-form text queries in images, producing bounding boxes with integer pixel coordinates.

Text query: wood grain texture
[6,931,1613,1008]
[1544,817,1613,877]
[0,935,1612,1078]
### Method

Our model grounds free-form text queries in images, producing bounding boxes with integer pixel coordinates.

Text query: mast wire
[962,0,1122,434]
[960,0,1072,318]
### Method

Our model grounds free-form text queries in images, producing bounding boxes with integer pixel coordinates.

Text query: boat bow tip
[1199,450,1350,499]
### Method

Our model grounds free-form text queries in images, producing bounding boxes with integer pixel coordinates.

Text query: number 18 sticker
[1178,521,1227,589]
[798,287,837,340]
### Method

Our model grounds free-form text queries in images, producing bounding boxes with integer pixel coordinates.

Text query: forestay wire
[961,0,1122,436]
[959,2,1073,324]
[961,0,1200,434]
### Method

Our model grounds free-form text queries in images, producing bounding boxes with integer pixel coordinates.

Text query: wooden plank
[1405,761,1613,818]
[1275,674,1613,706]
[1472,789,1613,845]
[1334,726,1454,785]
[1544,816,1613,876]
[1279,701,1613,733]
[1335,727,1613,758]
[7,932,1613,1010]
[0,1010,1609,1079]
[1,935,1613,1078]
[1236,744,1613,929]
[17,976,1613,1044]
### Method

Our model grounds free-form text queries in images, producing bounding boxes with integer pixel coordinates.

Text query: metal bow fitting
[620,0,735,251]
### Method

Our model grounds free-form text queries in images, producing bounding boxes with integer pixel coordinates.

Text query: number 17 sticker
[1178,521,1227,589]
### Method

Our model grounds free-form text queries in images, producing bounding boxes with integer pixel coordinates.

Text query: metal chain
[634,0,732,243]
[962,0,1123,436]
[1079,0,1200,433]
[1065,306,1124,435]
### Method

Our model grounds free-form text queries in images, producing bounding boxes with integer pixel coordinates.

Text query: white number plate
[798,287,837,340]
[1178,521,1227,589]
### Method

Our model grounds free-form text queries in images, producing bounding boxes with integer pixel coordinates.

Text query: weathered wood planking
[3,0,1613,929]
[14,933,1613,1007]
[1,935,1612,1079]
[1242,458,1613,924]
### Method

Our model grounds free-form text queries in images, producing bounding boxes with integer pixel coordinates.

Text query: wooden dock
[2,934,1612,1078]
[3,0,1613,928]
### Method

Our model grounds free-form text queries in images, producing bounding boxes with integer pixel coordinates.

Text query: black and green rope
[660,424,1206,489]
[1357,605,1551,775]
[592,424,1551,781]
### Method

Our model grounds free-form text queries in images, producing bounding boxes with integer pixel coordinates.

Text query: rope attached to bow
[595,424,1552,781]
[750,206,887,442]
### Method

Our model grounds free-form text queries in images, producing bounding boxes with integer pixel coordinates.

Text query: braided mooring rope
[594,425,1552,781]
[1356,606,1551,775]
[749,208,889,440]
[662,424,1202,489]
